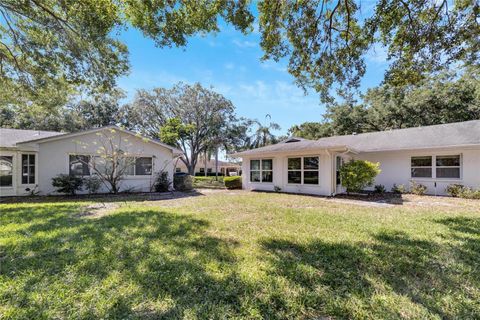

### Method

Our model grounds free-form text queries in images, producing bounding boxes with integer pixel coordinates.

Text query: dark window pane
[69,155,90,176]
[176,168,181,172]
[303,171,319,184]
[304,157,319,170]
[250,160,260,170]
[135,157,152,175]
[22,175,28,184]
[29,155,35,165]
[199,168,205,173]
[288,171,302,184]
[262,159,273,170]
[288,158,301,170]
[250,171,260,182]
[411,168,432,178]
[437,168,460,178]
[22,154,28,166]
[207,168,212,173]
[0,156,13,186]
[411,156,432,167]
[436,155,460,167]
[262,171,273,182]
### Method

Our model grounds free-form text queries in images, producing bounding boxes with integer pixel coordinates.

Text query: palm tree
[250,114,281,148]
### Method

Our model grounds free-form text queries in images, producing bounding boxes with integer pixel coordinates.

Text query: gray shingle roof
[0,128,64,148]
[233,120,480,157]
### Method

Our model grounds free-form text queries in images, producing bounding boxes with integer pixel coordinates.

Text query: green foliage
[288,122,332,140]
[223,176,242,189]
[374,184,386,194]
[410,181,428,196]
[173,174,193,191]
[391,184,407,194]
[249,116,282,148]
[446,184,465,198]
[159,118,195,147]
[84,176,102,194]
[339,160,380,193]
[458,188,480,200]
[153,171,172,192]
[51,174,84,195]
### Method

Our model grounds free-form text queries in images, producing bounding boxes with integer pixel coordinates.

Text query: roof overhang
[229,145,358,158]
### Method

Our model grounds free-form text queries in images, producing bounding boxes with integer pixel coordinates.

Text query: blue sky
[117,20,389,136]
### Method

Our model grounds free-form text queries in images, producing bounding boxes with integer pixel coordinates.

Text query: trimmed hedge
[224,176,242,189]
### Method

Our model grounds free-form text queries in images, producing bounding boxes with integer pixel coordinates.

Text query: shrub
[391,184,407,194]
[51,174,84,195]
[339,160,381,193]
[274,186,282,192]
[224,176,242,189]
[446,184,464,197]
[174,174,193,191]
[374,184,386,194]
[410,181,427,195]
[458,187,480,199]
[84,176,102,194]
[153,171,172,192]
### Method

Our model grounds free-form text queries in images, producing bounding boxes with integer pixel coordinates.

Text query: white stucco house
[232,120,480,196]
[0,126,182,196]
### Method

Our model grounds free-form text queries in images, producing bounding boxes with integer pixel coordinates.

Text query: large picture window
[135,157,153,175]
[411,155,461,179]
[21,154,35,184]
[288,156,320,185]
[0,156,13,187]
[250,159,273,183]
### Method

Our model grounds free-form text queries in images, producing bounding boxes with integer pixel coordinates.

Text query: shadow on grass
[0,204,250,318]
[260,218,480,319]
[0,190,205,204]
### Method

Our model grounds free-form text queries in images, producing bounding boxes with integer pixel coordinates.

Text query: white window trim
[0,154,14,188]
[20,153,36,185]
[287,156,320,185]
[410,154,462,180]
[249,159,273,183]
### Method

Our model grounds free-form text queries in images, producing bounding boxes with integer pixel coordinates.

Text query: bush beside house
[224,176,242,189]
[339,160,381,193]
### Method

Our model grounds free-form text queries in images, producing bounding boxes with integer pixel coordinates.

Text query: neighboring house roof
[0,128,63,148]
[232,120,480,157]
[1,126,183,154]
[181,158,241,168]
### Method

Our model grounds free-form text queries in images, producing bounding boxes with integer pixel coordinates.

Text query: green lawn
[192,176,225,189]
[1,192,479,319]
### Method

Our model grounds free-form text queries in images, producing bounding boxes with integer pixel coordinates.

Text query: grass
[1,192,479,319]
[192,176,225,189]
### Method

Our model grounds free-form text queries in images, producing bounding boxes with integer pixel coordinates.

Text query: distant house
[176,157,241,176]
[0,126,182,196]
[231,120,480,196]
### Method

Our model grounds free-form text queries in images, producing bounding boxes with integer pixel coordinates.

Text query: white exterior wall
[0,129,177,196]
[241,151,335,196]
[349,147,480,195]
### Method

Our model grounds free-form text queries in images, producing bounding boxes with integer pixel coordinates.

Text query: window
[436,155,460,178]
[250,159,273,183]
[0,156,13,187]
[288,156,320,185]
[176,168,181,173]
[21,154,35,184]
[411,155,461,179]
[287,158,301,184]
[135,157,152,175]
[69,155,91,176]
[411,156,432,178]
[207,168,212,174]
[336,156,343,185]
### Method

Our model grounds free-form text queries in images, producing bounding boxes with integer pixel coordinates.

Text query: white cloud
[232,39,257,48]
[366,44,389,64]
[260,59,288,73]
[224,63,235,70]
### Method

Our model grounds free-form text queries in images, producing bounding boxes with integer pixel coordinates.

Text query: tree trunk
[204,150,207,177]
[215,148,219,181]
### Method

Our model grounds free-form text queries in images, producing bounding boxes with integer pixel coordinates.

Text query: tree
[288,122,332,140]
[126,83,238,175]
[250,115,281,148]
[339,160,381,193]
[258,0,479,101]
[290,69,480,137]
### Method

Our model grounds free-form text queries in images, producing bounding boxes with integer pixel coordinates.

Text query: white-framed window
[411,156,432,178]
[70,155,152,176]
[436,155,460,179]
[250,159,273,183]
[0,156,13,187]
[287,156,320,185]
[21,154,35,184]
[69,155,91,176]
[411,155,461,179]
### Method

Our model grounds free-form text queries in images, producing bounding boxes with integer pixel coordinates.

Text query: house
[176,157,241,176]
[0,126,182,196]
[232,120,480,196]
